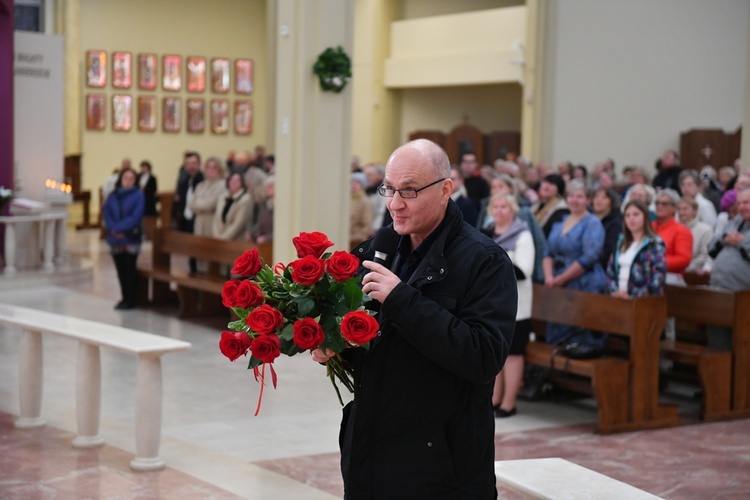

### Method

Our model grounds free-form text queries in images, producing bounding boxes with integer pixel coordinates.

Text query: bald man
[318,139,517,499]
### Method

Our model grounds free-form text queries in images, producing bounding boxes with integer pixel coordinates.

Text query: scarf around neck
[492,218,528,252]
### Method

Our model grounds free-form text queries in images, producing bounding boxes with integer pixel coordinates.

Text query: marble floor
[1,228,749,499]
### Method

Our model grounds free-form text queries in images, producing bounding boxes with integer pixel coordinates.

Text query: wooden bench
[495,458,662,499]
[136,228,273,318]
[0,303,191,470]
[664,285,750,418]
[528,284,680,433]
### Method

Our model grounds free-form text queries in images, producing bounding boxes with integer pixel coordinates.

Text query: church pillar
[0,0,13,191]
[60,0,82,157]
[521,0,553,164]
[351,0,401,164]
[272,0,354,263]
[742,6,750,167]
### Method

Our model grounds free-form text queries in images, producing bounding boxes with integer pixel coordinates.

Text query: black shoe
[494,407,516,418]
[114,301,125,310]
[115,302,134,310]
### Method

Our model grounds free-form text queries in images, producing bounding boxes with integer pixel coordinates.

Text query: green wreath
[313,46,352,93]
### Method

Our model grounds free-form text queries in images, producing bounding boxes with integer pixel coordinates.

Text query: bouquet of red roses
[219,231,379,414]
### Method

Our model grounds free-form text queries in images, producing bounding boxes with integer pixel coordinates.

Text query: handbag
[553,327,606,360]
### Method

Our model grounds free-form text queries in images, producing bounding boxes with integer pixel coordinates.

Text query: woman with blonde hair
[482,193,535,417]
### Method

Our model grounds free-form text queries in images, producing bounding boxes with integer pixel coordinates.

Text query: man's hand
[724,231,744,247]
[362,260,401,304]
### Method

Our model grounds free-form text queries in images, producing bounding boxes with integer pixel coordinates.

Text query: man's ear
[443,178,454,198]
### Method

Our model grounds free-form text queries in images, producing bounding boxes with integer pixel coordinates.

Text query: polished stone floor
[1,228,749,499]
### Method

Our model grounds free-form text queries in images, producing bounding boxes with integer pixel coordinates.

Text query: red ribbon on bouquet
[252,363,278,416]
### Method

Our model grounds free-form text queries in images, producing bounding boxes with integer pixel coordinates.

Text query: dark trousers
[179,217,197,273]
[113,252,138,306]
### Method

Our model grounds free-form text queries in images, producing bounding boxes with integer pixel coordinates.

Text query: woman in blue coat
[103,167,145,310]
[542,180,607,347]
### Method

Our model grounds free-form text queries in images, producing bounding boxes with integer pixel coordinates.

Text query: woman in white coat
[213,172,252,241]
[482,193,535,417]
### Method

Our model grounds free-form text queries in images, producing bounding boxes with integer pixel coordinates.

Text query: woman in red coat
[652,189,693,284]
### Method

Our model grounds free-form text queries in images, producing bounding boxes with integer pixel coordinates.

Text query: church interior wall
[78,0,267,197]
[399,83,522,155]
[546,0,749,175]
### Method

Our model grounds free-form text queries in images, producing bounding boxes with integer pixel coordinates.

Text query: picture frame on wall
[186,56,206,93]
[187,98,205,133]
[112,95,132,131]
[138,53,157,90]
[85,94,106,130]
[112,52,132,89]
[210,99,229,134]
[162,97,182,133]
[85,50,107,88]
[137,96,157,132]
[211,58,230,93]
[235,59,253,94]
[162,55,182,91]
[234,100,252,135]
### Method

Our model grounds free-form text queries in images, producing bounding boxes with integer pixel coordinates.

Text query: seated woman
[677,196,713,274]
[190,157,227,239]
[482,193,535,418]
[248,176,275,244]
[652,189,693,285]
[531,173,570,238]
[592,187,623,269]
[543,179,607,347]
[212,172,252,241]
[606,200,666,298]
[622,183,656,220]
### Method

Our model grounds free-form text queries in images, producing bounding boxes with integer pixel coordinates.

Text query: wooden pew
[528,284,680,433]
[137,228,272,318]
[664,285,750,418]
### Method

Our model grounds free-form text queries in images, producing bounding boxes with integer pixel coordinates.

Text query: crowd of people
[102,146,750,393]
[100,148,276,308]
[350,147,749,419]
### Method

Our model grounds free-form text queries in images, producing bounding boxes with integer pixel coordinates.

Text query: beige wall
[398,84,522,158]
[401,0,523,19]
[78,0,267,199]
[545,0,748,174]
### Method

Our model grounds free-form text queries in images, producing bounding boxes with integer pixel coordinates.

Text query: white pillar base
[14,416,46,429]
[72,435,105,448]
[130,456,165,471]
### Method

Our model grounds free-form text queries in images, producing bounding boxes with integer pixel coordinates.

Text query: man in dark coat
[317,139,517,499]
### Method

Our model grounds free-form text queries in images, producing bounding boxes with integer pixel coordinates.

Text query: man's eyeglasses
[377,178,446,199]
[655,200,674,206]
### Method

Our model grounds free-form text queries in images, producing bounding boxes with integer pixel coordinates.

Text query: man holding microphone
[315,139,517,499]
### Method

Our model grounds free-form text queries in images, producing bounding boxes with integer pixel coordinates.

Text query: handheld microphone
[372,226,400,269]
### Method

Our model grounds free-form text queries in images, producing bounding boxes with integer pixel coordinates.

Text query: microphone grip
[373,250,390,267]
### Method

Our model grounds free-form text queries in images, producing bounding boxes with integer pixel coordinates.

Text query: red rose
[326,251,360,282]
[289,255,326,286]
[233,280,264,309]
[292,231,334,258]
[219,330,252,361]
[251,334,281,363]
[340,311,379,345]
[292,317,326,350]
[221,280,240,308]
[232,248,262,277]
[246,304,285,335]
